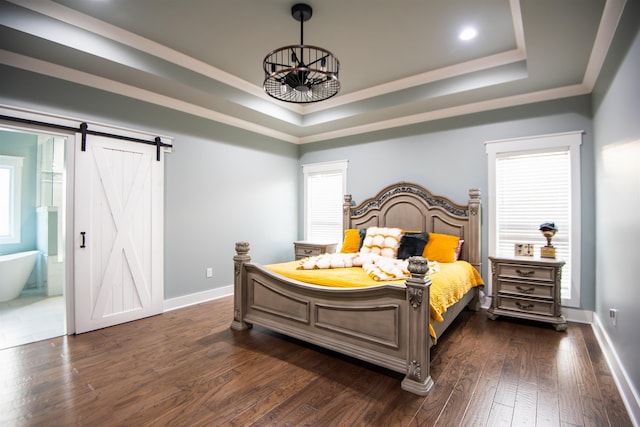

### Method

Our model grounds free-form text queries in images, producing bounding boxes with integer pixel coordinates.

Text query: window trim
[485,131,582,307]
[302,160,348,243]
[0,155,24,244]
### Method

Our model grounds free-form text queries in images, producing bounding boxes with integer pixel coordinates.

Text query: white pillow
[360,227,403,258]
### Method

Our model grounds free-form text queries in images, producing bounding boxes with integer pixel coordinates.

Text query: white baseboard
[163,285,233,312]
[592,314,640,427]
[562,306,593,324]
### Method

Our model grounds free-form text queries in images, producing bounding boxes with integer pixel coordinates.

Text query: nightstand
[293,241,338,260]
[488,256,567,331]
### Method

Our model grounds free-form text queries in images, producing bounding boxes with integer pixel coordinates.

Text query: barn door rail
[0,114,172,161]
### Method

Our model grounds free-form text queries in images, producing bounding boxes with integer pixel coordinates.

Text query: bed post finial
[231,242,252,331]
[235,241,250,256]
[407,256,429,278]
[401,256,434,395]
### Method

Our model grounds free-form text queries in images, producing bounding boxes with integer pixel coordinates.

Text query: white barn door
[74,134,164,333]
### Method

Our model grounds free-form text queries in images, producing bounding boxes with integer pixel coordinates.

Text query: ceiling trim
[302,0,528,115]
[582,0,627,90]
[6,0,303,113]
[301,49,527,115]
[299,84,591,144]
[0,47,599,145]
[0,103,174,142]
[0,49,300,143]
[509,0,526,56]
[7,0,529,115]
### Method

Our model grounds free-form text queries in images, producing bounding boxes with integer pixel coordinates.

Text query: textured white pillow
[360,227,403,258]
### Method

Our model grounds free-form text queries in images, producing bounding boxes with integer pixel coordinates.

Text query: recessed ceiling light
[459,27,478,41]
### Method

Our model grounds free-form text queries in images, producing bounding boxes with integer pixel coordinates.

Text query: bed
[231,182,483,395]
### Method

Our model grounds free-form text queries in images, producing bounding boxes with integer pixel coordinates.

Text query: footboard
[231,242,435,395]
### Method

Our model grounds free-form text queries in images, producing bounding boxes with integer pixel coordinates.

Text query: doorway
[0,127,69,349]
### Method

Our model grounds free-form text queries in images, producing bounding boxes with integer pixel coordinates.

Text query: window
[486,132,582,307]
[0,155,24,244]
[303,160,348,245]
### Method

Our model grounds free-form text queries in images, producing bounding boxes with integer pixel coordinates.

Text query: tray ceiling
[0,0,625,144]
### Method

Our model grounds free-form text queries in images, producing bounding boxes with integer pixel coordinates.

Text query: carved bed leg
[231,242,252,331]
[401,257,434,396]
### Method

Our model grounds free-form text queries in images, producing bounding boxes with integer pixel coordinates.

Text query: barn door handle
[80,232,86,248]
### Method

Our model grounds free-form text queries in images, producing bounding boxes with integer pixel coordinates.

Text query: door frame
[0,105,171,334]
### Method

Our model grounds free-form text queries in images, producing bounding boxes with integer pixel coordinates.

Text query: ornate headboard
[343,182,481,271]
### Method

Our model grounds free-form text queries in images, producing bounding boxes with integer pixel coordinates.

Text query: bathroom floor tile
[0,295,65,350]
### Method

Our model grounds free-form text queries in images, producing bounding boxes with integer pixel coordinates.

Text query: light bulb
[459,27,477,41]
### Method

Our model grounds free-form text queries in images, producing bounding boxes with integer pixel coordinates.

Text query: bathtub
[0,250,39,302]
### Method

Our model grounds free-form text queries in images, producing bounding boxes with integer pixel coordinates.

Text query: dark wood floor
[0,296,632,426]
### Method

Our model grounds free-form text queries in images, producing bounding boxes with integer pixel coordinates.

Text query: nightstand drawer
[294,242,337,260]
[496,279,554,299]
[496,296,555,317]
[295,245,323,258]
[496,263,557,282]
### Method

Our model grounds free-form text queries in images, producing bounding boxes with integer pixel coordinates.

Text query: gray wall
[592,0,640,404]
[0,66,300,299]
[300,95,596,309]
[0,129,38,255]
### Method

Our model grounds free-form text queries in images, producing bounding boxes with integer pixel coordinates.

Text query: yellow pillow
[340,229,361,253]
[423,233,460,263]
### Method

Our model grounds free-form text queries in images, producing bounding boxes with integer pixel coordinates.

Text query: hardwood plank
[557,337,588,426]
[411,347,470,425]
[512,380,538,427]
[486,401,514,426]
[492,337,522,408]
[534,330,561,427]
[459,318,513,426]
[581,323,634,426]
[433,310,497,426]
[510,323,539,427]
[0,296,634,427]
[569,324,614,427]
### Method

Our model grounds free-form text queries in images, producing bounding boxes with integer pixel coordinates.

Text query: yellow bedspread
[265,260,484,339]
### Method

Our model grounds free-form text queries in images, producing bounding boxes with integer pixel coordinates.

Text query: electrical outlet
[609,308,617,327]
[206,267,213,278]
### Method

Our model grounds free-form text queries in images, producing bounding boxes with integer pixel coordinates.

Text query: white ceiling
[0,0,626,144]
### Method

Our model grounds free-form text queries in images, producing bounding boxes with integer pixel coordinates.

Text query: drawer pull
[515,269,535,277]
[515,285,535,294]
[515,301,534,310]
[303,249,313,254]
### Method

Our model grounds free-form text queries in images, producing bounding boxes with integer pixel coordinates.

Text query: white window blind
[496,150,571,298]
[303,160,347,245]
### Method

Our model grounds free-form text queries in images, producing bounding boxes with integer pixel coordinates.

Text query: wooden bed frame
[231,182,482,395]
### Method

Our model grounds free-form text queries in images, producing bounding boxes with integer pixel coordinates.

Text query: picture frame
[514,243,534,257]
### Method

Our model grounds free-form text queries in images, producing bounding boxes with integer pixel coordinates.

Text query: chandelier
[263,3,340,103]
